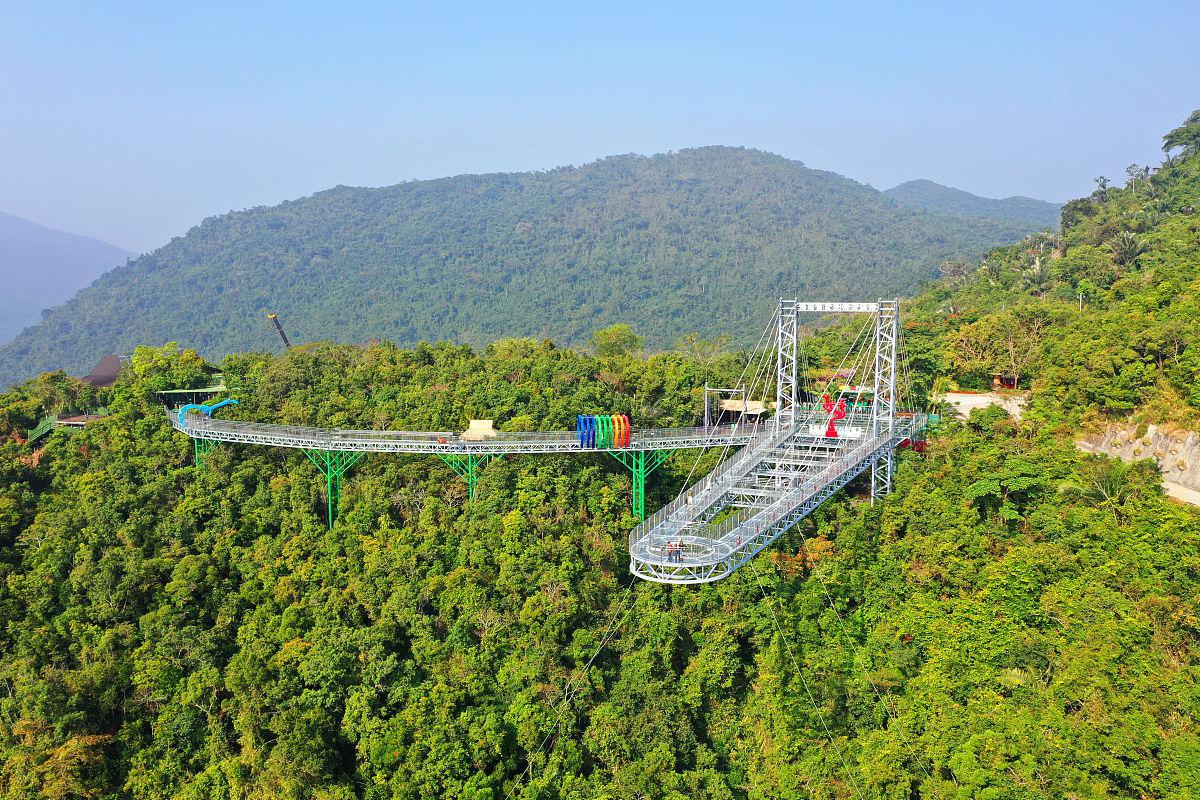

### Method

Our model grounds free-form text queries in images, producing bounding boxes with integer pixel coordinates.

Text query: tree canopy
[0,146,1051,388]
[1,110,1199,799]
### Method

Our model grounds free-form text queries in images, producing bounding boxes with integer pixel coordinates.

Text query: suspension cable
[749,559,868,800]
[504,573,639,799]
[678,307,778,492]
[788,551,942,797]
[897,319,915,413]
[781,314,878,476]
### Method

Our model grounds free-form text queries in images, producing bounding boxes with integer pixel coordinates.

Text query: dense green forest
[883,180,1061,229]
[904,109,1200,428]
[1,112,1199,798]
[0,147,1049,388]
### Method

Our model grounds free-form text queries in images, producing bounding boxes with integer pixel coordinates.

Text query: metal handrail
[26,415,56,444]
[636,434,868,552]
[627,423,798,548]
[630,415,924,568]
[626,410,891,551]
[167,409,758,452]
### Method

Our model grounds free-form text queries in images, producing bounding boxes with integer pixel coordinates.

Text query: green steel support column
[194,437,217,474]
[303,449,366,528]
[609,449,671,520]
[438,453,502,500]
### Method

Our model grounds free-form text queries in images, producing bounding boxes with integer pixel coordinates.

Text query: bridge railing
[710,414,924,554]
[724,436,884,537]
[628,411,892,552]
[168,408,760,452]
[630,414,926,568]
[643,432,873,555]
[26,415,56,444]
[627,423,797,550]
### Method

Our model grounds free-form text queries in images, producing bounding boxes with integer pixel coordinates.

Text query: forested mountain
[0,147,1045,387]
[1,112,1199,799]
[897,110,1200,426]
[885,178,1062,228]
[0,212,131,344]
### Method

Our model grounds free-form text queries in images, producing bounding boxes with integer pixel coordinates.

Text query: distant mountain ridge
[885,179,1061,228]
[0,147,1050,386]
[0,212,132,344]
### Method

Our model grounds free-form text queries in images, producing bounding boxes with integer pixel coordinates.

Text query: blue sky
[2,1,1197,252]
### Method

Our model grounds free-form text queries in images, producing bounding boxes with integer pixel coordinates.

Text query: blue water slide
[178,398,240,428]
[178,404,204,427]
[206,398,239,415]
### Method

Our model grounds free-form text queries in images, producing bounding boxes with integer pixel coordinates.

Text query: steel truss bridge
[169,299,924,583]
[627,299,920,583]
[169,412,761,523]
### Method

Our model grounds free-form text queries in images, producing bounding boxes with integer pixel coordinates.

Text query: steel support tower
[168,298,922,570]
[775,299,799,434]
[871,298,899,501]
[438,453,502,501]
[609,450,672,521]
[628,299,915,584]
[304,449,365,529]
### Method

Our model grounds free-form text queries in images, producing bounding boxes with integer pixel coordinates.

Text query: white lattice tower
[775,298,799,435]
[871,298,899,500]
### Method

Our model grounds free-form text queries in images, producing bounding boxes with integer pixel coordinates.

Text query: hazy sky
[2,1,1197,253]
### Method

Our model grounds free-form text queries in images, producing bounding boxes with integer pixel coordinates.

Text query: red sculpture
[824,396,847,438]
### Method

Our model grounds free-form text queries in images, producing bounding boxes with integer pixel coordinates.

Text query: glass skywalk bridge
[626,297,914,583]
[166,412,759,454]
[166,297,918,582]
[627,413,924,584]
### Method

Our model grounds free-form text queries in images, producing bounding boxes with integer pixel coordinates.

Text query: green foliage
[945,306,1056,388]
[1163,109,1200,158]
[901,108,1200,423]
[0,147,1048,388]
[1,111,1199,800]
[1,326,1199,798]
[591,324,642,359]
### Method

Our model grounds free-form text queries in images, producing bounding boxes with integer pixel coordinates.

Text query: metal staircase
[628,299,922,584]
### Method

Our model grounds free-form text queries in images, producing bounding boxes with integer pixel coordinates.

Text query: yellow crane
[266,313,292,350]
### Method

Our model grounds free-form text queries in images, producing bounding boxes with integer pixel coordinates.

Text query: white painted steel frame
[630,298,910,584]
[628,421,920,583]
[792,302,880,313]
[168,412,761,455]
[871,298,899,500]
[775,299,798,434]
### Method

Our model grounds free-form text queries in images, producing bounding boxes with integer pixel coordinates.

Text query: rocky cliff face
[1080,423,1200,490]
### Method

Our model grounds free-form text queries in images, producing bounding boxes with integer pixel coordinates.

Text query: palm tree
[1110,231,1147,266]
[929,375,953,415]
[1059,463,1137,523]
[1020,259,1053,297]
